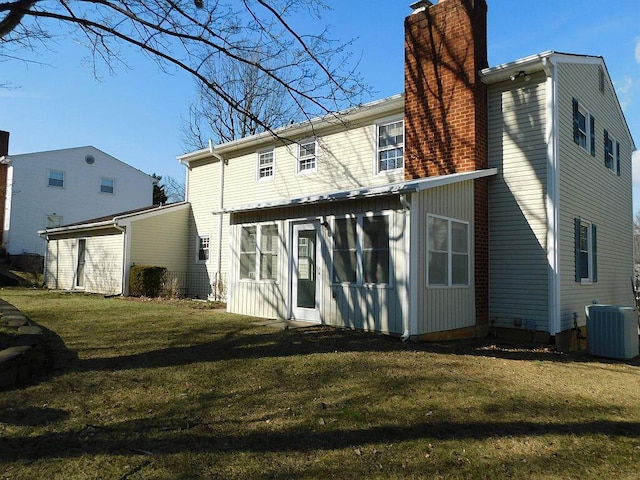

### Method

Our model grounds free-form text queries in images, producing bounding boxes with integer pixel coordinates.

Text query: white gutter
[399,193,413,341]
[543,56,562,336]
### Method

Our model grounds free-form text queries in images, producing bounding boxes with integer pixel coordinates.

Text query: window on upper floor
[604,130,621,176]
[377,119,404,173]
[48,170,65,188]
[297,139,317,174]
[257,149,274,180]
[427,215,470,287]
[239,224,279,281]
[572,98,595,156]
[575,218,597,284]
[197,235,210,263]
[332,214,390,285]
[100,178,115,194]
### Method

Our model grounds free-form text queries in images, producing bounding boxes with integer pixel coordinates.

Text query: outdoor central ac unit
[585,305,639,360]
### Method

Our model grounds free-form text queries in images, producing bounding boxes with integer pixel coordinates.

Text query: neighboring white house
[0,143,155,257]
[39,0,636,350]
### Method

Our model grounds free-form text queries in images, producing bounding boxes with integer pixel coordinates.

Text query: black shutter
[616,142,621,176]
[604,129,610,168]
[590,115,596,156]
[574,217,581,282]
[592,224,597,282]
[572,98,579,145]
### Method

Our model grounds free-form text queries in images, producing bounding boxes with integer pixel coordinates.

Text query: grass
[0,288,639,479]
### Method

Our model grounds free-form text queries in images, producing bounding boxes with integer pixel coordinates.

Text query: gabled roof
[38,202,189,236]
[218,169,497,213]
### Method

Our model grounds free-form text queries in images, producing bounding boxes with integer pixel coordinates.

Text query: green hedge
[129,265,167,297]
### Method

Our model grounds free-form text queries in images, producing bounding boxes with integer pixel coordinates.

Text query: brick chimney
[0,130,8,248]
[404,0,488,178]
[404,0,489,331]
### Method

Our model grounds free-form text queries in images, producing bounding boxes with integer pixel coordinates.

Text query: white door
[76,238,86,288]
[291,222,321,322]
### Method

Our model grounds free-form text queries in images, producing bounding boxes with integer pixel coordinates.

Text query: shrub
[129,265,167,297]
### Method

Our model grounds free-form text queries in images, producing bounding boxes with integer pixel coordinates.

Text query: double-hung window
[377,119,404,172]
[572,98,595,156]
[197,235,210,263]
[239,224,279,281]
[604,130,621,175]
[257,149,274,180]
[332,215,390,285]
[48,170,65,188]
[427,215,469,287]
[575,218,597,283]
[297,139,317,173]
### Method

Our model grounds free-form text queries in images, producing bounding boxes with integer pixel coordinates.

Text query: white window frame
[577,219,596,284]
[297,138,317,174]
[48,170,65,188]
[257,149,275,181]
[375,117,404,174]
[426,214,470,288]
[100,177,115,194]
[196,235,210,264]
[331,213,391,287]
[239,223,279,282]
[604,131,618,173]
[576,104,589,151]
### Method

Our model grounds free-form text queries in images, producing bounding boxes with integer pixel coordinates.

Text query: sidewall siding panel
[556,62,635,330]
[487,76,550,331]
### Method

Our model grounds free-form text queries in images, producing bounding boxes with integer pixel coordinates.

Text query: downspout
[113,222,127,296]
[543,56,561,337]
[208,139,226,300]
[399,193,413,341]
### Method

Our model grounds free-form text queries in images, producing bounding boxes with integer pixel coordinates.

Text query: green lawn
[0,289,639,479]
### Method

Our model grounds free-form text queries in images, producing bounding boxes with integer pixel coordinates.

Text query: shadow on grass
[70,324,639,374]
[1,415,638,461]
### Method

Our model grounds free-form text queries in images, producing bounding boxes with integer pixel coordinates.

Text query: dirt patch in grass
[0,289,638,480]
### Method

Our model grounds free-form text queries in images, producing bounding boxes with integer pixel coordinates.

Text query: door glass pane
[297,230,316,308]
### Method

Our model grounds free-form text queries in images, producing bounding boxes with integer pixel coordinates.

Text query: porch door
[292,222,321,322]
[76,239,86,288]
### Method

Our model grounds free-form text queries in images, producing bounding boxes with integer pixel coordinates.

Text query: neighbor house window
[572,98,595,156]
[48,170,65,188]
[377,119,404,172]
[297,139,317,173]
[427,215,469,287]
[46,215,63,228]
[604,130,621,176]
[100,178,114,194]
[197,235,210,263]
[575,218,597,283]
[332,214,390,285]
[239,224,279,281]
[257,149,274,180]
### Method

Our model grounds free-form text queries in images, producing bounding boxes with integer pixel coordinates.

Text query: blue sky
[2,0,639,209]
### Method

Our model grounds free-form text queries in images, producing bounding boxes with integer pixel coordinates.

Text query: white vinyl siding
[557,62,634,330]
[44,232,123,295]
[128,207,190,272]
[221,109,405,209]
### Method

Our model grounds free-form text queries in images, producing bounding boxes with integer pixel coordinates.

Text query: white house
[40,0,636,350]
[0,139,155,258]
